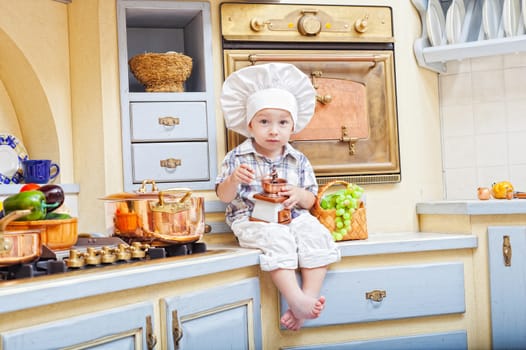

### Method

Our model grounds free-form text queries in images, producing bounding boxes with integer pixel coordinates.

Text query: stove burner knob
[354,15,369,33]
[67,249,85,268]
[116,243,132,261]
[101,246,117,264]
[298,10,321,36]
[85,247,102,266]
[130,242,149,259]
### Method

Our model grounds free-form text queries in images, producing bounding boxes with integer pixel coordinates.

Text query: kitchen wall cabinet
[116,0,217,191]
[1,302,156,350]
[411,0,526,73]
[162,277,262,350]
[487,226,526,349]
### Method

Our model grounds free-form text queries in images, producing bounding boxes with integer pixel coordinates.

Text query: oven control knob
[298,12,322,36]
[354,15,369,33]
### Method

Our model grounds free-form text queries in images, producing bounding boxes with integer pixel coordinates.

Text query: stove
[0,236,207,280]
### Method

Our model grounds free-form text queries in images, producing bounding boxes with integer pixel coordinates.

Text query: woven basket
[129,52,192,92]
[311,180,368,241]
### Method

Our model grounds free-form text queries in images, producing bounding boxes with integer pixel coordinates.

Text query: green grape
[344,219,351,228]
[334,232,343,241]
[335,208,345,216]
[320,198,329,209]
[336,221,343,229]
[339,228,347,236]
[342,211,351,220]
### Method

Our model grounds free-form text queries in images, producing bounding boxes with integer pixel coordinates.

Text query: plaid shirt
[216,138,318,226]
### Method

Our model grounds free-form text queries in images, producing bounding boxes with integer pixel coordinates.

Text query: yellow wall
[0,0,443,234]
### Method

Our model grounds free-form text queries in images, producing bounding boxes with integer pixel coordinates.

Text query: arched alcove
[0,28,59,164]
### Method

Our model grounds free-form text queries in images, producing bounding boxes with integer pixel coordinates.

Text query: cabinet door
[162,278,262,350]
[488,226,526,349]
[1,302,156,350]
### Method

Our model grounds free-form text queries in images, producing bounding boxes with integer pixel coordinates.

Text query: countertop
[416,199,526,215]
[0,231,477,314]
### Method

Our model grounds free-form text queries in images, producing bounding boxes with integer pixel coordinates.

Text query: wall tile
[471,70,505,103]
[477,166,510,188]
[506,99,526,131]
[508,131,526,164]
[441,104,474,137]
[439,73,472,106]
[510,164,526,189]
[473,101,507,134]
[444,167,478,199]
[504,67,526,100]
[471,55,503,71]
[443,135,476,169]
[475,133,508,167]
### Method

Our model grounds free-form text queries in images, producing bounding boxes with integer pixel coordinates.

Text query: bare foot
[289,294,326,320]
[280,309,304,331]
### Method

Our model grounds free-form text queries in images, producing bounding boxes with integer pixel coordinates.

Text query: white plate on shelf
[446,0,466,44]
[0,134,28,184]
[483,0,503,39]
[426,0,447,46]
[503,0,521,36]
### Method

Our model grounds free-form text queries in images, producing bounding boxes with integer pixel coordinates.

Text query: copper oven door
[223,51,400,185]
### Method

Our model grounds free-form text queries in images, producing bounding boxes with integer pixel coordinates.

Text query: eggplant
[38,184,65,213]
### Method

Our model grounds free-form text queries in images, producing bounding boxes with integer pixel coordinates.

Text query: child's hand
[279,185,314,209]
[232,164,255,185]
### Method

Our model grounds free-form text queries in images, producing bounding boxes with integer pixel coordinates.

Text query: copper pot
[0,210,42,267]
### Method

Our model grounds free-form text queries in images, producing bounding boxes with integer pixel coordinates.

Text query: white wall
[440,53,526,199]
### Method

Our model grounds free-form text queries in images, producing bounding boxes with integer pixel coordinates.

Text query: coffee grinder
[250,166,291,224]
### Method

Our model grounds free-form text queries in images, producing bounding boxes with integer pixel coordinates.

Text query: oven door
[223,50,400,185]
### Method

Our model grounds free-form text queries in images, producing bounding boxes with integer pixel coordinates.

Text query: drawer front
[130,102,207,141]
[281,262,465,327]
[132,142,209,182]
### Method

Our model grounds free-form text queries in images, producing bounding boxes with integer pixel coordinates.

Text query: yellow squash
[492,181,514,199]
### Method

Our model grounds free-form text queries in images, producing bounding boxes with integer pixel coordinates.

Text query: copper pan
[0,210,42,267]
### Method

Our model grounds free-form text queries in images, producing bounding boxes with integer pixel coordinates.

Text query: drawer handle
[365,289,386,302]
[160,158,182,169]
[159,116,180,126]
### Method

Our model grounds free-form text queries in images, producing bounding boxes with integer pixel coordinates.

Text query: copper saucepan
[0,210,42,267]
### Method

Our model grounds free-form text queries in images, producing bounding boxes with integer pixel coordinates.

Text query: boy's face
[248,108,293,158]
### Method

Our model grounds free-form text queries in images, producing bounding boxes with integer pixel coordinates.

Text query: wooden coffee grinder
[250,166,291,224]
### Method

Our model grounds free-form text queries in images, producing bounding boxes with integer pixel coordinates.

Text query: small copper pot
[0,210,42,267]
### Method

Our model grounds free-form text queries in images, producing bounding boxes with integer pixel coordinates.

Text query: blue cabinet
[1,302,156,350]
[162,278,262,350]
[488,226,526,349]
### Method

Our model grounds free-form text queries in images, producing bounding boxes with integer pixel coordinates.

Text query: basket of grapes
[311,180,367,241]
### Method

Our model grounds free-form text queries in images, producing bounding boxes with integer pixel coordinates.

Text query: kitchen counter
[0,231,476,315]
[417,199,526,215]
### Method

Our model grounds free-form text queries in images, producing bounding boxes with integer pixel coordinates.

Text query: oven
[220,3,400,185]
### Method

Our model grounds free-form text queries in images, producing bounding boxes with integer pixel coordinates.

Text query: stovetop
[0,236,207,281]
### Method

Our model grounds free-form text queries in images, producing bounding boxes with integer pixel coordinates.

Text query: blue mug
[22,159,60,184]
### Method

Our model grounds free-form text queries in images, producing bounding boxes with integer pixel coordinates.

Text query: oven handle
[248,53,380,65]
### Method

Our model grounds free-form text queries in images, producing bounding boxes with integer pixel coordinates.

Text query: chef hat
[221,63,316,137]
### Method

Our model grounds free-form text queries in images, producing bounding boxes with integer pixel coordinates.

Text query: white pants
[231,212,341,271]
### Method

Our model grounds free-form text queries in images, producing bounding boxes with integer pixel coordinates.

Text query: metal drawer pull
[146,315,157,350]
[503,235,512,267]
[172,310,183,349]
[160,158,182,169]
[158,116,180,126]
[366,289,386,302]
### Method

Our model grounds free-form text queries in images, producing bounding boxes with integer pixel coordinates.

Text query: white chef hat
[220,63,316,137]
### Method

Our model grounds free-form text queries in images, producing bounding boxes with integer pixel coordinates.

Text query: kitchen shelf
[412,0,526,73]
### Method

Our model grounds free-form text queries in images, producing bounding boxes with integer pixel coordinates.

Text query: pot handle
[0,209,32,254]
[137,179,159,193]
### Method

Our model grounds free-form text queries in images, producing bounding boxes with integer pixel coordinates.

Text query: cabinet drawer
[281,262,465,328]
[132,142,209,182]
[130,102,207,141]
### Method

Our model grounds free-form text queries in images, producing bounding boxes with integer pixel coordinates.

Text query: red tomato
[20,183,41,192]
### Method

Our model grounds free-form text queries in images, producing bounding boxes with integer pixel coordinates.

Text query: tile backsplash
[440,53,526,199]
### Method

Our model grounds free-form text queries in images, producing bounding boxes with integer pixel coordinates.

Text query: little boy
[216,63,341,331]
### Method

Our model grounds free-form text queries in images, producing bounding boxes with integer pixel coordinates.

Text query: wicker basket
[311,180,368,241]
[7,218,78,250]
[129,52,193,92]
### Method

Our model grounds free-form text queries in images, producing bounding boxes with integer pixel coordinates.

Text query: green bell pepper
[3,190,60,221]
